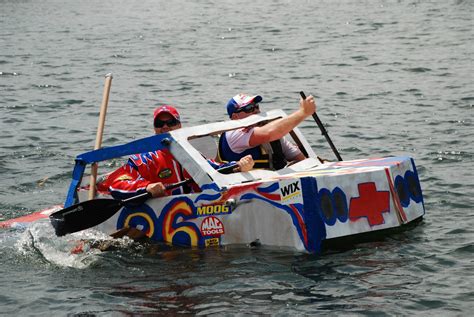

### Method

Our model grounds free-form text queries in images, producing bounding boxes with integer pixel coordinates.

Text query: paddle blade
[49,199,122,236]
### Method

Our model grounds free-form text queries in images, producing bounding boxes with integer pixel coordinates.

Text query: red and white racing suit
[97,149,232,199]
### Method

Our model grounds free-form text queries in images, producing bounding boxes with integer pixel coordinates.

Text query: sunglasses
[235,103,259,114]
[154,118,180,128]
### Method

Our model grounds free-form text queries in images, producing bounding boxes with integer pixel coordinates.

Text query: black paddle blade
[49,199,122,236]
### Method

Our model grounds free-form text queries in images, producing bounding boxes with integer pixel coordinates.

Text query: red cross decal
[349,182,390,226]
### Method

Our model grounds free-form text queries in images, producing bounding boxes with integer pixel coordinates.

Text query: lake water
[1,0,473,315]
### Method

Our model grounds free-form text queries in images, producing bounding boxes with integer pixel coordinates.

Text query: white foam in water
[14,219,122,269]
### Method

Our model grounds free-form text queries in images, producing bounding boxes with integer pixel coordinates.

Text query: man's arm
[106,166,151,199]
[105,159,167,199]
[249,95,316,147]
[207,155,255,172]
[292,152,307,162]
[278,136,306,163]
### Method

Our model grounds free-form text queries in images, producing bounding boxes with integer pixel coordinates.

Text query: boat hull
[91,156,424,253]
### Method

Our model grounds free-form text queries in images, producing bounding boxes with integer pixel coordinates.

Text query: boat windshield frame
[64,110,318,207]
[168,109,318,188]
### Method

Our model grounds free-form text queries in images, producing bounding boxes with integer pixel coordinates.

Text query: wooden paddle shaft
[89,73,113,200]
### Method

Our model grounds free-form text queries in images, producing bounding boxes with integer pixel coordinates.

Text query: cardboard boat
[2,110,425,253]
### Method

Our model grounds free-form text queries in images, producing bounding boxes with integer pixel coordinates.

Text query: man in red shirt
[99,105,254,199]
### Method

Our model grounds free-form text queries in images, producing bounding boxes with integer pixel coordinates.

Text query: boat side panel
[300,177,327,253]
[317,168,400,239]
[385,158,425,222]
[304,156,425,240]
[91,156,424,253]
[94,181,311,252]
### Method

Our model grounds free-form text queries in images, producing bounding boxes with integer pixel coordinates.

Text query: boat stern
[298,156,425,249]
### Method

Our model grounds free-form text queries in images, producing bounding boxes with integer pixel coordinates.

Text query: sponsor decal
[205,237,220,247]
[116,174,133,181]
[349,182,390,226]
[158,168,172,179]
[279,180,302,204]
[200,216,225,237]
[130,151,160,167]
[196,204,231,217]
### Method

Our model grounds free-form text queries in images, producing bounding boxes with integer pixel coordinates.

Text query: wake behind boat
[40,109,425,253]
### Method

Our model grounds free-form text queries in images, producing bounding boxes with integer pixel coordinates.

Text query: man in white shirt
[217,93,316,170]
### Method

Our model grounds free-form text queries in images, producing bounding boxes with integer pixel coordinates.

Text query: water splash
[14,220,134,269]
